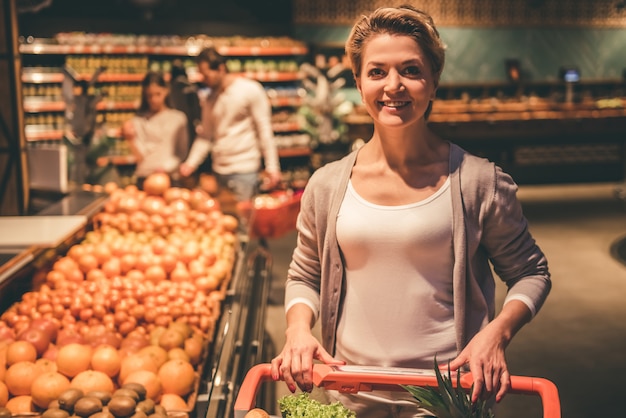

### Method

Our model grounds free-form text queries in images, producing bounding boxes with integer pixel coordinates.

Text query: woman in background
[123,71,189,189]
[271,5,551,417]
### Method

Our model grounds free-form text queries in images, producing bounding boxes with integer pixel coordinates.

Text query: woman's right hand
[270,323,343,393]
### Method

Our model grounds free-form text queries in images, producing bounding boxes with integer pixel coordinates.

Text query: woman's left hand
[447,300,532,403]
[447,322,510,403]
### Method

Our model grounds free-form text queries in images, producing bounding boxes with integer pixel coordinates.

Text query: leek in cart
[402,359,494,418]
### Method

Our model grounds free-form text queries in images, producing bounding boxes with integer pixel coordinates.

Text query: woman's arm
[448,299,531,403]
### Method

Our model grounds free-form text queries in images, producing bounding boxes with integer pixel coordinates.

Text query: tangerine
[137,346,168,369]
[123,370,162,401]
[0,381,8,407]
[5,341,37,366]
[30,371,71,409]
[90,345,122,378]
[158,359,195,396]
[5,361,41,396]
[56,343,93,378]
[5,395,35,414]
[119,353,158,384]
[70,370,115,394]
[159,393,189,412]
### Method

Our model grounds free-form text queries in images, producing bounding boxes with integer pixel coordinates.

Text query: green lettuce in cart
[278,392,355,418]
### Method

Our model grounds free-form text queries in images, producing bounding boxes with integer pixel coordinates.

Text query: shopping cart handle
[233,363,561,418]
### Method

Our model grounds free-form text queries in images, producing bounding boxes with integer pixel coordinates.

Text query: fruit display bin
[0,187,275,418]
[233,363,561,418]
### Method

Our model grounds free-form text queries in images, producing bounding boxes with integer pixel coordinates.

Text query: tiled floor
[262,182,626,418]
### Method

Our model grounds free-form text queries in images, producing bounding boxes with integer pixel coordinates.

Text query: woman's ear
[430,86,438,101]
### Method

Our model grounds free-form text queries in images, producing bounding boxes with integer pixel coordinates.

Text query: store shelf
[272,122,301,133]
[278,147,311,158]
[22,72,146,84]
[20,43,308,57]
[269,97,304,107]
[96,155,136,167]
[24,100,138,113]
[25,129,64,141]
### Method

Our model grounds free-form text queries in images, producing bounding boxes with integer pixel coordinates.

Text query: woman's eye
[403,66,421,76]
[367,68,385,78]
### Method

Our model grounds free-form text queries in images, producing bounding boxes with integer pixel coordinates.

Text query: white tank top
[335,178,457,370]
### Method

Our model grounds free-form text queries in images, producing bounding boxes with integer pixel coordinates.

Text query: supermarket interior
[2,0,626,417]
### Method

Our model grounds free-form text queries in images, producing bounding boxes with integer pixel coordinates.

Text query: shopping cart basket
[234,363,561,418]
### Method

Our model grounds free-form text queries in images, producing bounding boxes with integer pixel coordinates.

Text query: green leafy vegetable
[401,358,495,418]
[278,392,356,418]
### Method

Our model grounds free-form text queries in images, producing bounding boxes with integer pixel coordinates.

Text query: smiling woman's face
[356,34,437,128]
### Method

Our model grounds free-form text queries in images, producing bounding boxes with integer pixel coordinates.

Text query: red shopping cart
[234,363,561,418]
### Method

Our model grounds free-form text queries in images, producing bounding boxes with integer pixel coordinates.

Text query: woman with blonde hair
[271,5,551,417]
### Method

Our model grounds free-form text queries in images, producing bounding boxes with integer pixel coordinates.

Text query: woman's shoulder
[309,151,357,184]
[162,108,188,121]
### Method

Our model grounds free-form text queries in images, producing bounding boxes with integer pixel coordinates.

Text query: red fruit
[29,318,59,342]
[17,327,50,357]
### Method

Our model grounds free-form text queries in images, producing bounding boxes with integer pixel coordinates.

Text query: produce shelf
[20,43,308,57]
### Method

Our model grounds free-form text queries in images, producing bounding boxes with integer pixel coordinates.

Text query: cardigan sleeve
[284,170,325,319]
[481,165,551,317]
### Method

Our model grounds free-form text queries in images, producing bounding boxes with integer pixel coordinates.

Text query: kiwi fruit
[129,411,148,418]
[73,396,104,418]
[121,383,147,401]
[58,388,86,413]
[112,389,140,402]
[88,410,115,418]
[86,391,113,406]
[153,405,167,416]
[135,399,155,415]
[107,395,137,418]
[42,408,71,418]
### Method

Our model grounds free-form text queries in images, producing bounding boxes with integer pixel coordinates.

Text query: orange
[5,340,37,366]
[167,348,190,363]
[5,395,35,414]
[183,337,204,366]
[137,345,168,369]
[119,353,158,384]
[30,371,71,409]
[158,359,195,397]
[90,345,122,378]
[159,393,189,412]
[35,358,58,374]
[157,328,185,351]
[56,343,93,378]
[5,361,42,396]
[123,370,162,401]
[0,381,8,407]
[70,370,115,394]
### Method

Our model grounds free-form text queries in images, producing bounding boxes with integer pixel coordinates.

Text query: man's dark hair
[197,47,227,70]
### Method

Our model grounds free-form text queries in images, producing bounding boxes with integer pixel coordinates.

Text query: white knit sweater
[184,77,280,175]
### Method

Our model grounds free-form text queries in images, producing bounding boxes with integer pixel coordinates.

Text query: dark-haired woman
[122,71,189,188]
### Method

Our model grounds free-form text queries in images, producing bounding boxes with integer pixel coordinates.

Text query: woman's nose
[384,72,405,93]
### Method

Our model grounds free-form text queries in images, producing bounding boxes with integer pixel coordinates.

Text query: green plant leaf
[402,357,495,418]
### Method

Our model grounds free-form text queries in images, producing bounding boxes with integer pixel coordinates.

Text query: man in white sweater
[180,47,281,202]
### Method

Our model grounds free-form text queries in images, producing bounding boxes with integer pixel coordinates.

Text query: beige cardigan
[285,142,551,356]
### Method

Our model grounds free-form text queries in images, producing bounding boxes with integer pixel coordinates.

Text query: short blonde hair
[345,5,446,87]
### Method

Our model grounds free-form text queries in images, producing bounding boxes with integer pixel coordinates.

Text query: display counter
[0,187,274,418]
[346,98,626,185]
